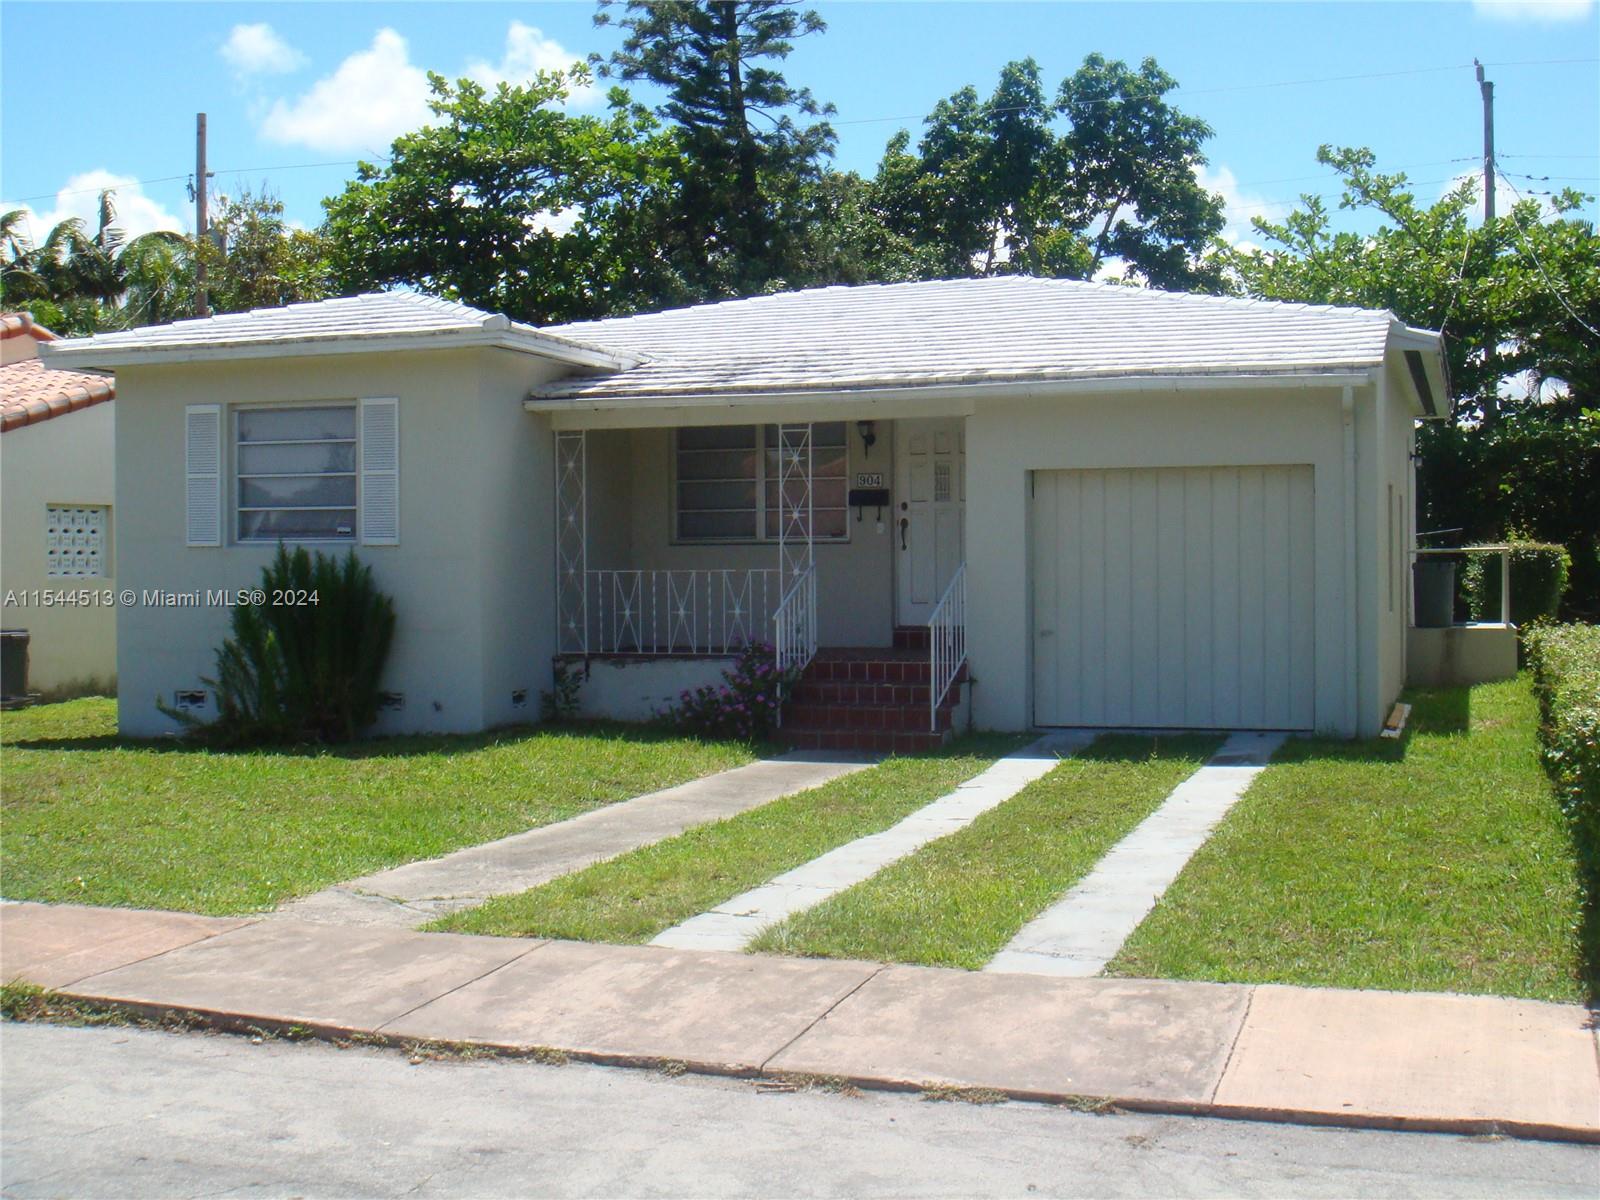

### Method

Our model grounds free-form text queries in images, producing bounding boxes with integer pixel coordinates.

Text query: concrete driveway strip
[382,939,882,1074]
[64,920,540,1036]
[651,732,1096,952]
[987,730,1284,978]
[766,964,1252,1105]
[0,902,254,990]
[276,750,877,928]
[1213,984,1600,1140]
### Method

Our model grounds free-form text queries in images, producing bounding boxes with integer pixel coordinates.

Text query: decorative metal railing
[928,562,967,731]
[775,563,818,681]
[578,569,781,655]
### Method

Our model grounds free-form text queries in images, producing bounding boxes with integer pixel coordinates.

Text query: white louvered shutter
[185,404,222,547]
[359,397,399,546]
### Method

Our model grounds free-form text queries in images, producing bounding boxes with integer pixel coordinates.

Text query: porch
[549,418,969,742]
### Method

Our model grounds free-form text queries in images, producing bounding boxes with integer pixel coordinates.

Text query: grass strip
[750,734,1220,969]
[0,697,752,915]
[431,734,1028,942]
[1108,678,1590,1004]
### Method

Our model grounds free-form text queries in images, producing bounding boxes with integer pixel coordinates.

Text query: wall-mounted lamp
[857,420,877,459]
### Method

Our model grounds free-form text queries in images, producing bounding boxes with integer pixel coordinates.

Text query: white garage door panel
[1032,466,1315,731]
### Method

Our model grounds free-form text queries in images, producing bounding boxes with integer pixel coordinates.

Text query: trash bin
[1412,560,1456,628]
[1,629,30,701]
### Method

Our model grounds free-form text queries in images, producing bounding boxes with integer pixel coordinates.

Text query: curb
[26,991,1600,1148]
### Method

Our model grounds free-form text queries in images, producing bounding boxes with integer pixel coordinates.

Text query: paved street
[3,1022,1595,1199]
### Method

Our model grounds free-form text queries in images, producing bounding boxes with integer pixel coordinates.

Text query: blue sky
[3,1,1596,253]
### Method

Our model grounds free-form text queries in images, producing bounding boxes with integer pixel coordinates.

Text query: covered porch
[545,413,969,741]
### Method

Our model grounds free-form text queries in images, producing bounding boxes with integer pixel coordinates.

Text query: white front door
[894,418,966,626]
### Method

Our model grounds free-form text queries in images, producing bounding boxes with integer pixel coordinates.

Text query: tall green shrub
[1463,541,1570,627]
[168,546,396,744]
[1525,623,1600,852]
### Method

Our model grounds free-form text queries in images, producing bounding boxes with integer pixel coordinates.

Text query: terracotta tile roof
[1,312,58,343]
[1,357,115,433]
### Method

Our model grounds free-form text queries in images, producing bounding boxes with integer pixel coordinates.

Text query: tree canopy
[1225,145,1600,617]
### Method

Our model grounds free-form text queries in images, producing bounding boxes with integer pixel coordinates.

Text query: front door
[894,418,966,626]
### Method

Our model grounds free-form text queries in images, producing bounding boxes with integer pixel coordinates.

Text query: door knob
[899,517,909,550]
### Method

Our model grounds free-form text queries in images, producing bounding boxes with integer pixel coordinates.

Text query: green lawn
[1108,678,1591,1004]
[0,697,753,915]
[751,735,1221,968]
[433,734,1027,942]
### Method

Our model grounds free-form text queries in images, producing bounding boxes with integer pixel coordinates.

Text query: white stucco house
[39,277,1447,744]
[1,313,117,698]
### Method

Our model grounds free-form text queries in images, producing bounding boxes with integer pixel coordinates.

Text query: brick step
[804,657,933,684]
[787,701,957,733]
[775,726,952,754]
[892,625,931,651]
[791,679,944,707]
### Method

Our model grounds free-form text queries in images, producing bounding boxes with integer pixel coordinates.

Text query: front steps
[778,631,966,753]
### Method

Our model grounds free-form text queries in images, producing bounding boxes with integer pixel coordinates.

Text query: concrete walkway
[651,733,1095,952]
[276,752,877,928]
[987,731,1284,978]
[1,902,1596,1144]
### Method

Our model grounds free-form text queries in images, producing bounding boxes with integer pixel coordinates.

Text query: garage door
[1031,466,1315,730]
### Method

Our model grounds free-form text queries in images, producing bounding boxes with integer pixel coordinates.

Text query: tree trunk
[718,2,764,275]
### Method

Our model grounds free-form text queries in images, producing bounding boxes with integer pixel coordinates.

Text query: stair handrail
[774,564,818,725]
[927,562,967,732]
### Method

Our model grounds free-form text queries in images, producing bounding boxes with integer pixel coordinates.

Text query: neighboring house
[1,313,117,698]
[40,278,1447,742]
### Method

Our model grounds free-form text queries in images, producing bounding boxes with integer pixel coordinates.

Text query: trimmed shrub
[1464,541,1570,627]
[165,545,396,745]
[658,641,799,742]
[1525,623,1600,849]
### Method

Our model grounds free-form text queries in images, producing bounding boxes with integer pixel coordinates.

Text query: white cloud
[467,21,596,104]
[260,28,432,154]
[221,23,307,78]
[1195,163,1291,248]
[1472,0,1594,22]
[257,23,593,155]
[7,171,186,246]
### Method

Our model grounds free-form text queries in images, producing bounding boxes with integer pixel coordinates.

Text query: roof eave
[37,326,638,375]
[524,367,1382,414]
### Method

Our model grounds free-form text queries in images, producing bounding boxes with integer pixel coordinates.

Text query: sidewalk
[2,901,1596,1144]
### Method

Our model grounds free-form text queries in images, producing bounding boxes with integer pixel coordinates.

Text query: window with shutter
[235,403,358,542]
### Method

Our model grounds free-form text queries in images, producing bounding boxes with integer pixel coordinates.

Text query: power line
[2,159,375,207]
[1496,162,1600,339]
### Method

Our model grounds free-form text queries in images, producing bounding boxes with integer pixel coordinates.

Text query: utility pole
[1474,60,1495,223]
[195,112,211,316]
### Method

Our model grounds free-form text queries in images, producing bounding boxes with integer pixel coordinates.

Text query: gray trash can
[1412,560,1456,628]
[1,629,30,701]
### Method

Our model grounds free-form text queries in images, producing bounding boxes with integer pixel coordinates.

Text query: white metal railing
[775,563,818,681]
[928,563,967,731]
[583,569,780,655]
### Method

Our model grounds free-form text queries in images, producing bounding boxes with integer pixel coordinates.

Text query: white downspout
[1341,386,1360,736]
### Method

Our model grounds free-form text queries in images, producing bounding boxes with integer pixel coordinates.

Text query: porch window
[235,404,358,542]
[674,423,848,543]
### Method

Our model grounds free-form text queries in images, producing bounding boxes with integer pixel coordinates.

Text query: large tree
[1,192,194,333]
[321,70,687,323]
[201,188,332,314]
[1228,146,1600,616]
[593,0,835,295]
[870,54,1226,289]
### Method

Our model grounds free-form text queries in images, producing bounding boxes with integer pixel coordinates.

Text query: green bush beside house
[1463,541,1571,628]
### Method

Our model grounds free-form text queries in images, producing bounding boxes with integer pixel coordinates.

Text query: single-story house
[39,277,1447,743]
[2,312,118,698]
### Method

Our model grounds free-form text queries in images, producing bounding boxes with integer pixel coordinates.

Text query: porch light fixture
[856,420,877,459]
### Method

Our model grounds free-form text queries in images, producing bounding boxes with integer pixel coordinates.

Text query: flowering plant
[659,641,799,741]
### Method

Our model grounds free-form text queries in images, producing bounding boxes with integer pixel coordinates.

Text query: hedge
[1525,623,1600,850]
[1464,541,1570,627]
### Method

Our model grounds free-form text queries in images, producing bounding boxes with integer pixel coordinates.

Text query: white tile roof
[38,291,630,372]
[535,276,1416,403]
